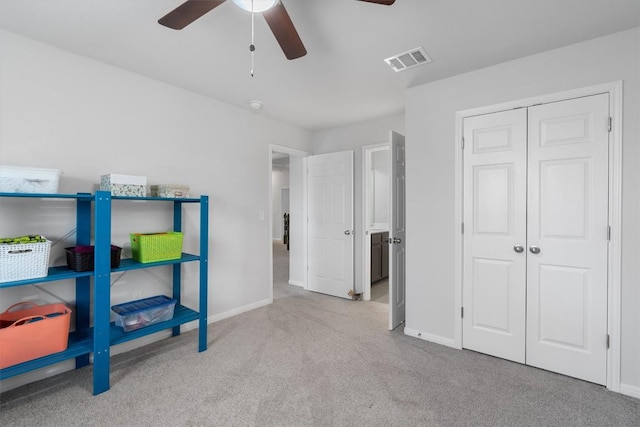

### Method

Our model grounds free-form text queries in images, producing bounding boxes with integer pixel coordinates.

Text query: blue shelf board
[0,193,202,203]
[0,266,93,289]
[0,255,199,289]
[0,305,200,380]
[111,195,201,203]
[113,254,200,272]
[110,304,199,346]
[0,330,93,380]
[0,192,93,200]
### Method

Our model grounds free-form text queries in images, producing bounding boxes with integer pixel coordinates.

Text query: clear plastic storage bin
[111,295,176,332]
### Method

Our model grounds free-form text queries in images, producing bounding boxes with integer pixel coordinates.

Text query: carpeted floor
[0,243,638,426]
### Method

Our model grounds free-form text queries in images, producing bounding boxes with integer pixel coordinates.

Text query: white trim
[453,109,464,350]
[268,144,309,300]
[404,327,457,348]
[288,279,304,287]
[619,383,640,400]
[454,81,623,392]
[606,81,623,392]
[207,298,272,323]
[301,156,308,290]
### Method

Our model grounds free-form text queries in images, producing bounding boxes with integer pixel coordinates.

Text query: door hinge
[606,334,610,349]
[461,136,465,149]
[608,117,612,132]
[461,307,464,318]
[607,225,611,241]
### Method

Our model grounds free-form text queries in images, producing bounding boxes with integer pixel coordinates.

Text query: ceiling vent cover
[385,47,432,72]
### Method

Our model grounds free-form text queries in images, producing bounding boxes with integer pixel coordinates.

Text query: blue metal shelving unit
[0,191,209,395]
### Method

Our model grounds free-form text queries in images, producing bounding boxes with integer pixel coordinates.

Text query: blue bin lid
[111,295,176,316]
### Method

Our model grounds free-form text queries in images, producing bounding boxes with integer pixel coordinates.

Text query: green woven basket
[130,232,184,263]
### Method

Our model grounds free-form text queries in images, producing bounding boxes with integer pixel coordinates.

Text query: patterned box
[100,174,146,197]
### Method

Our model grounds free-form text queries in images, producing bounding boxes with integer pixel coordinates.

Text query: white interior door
[462,109,528,363]
[307,151,354,299]
[526,94,609,385]
[389,131,406,330]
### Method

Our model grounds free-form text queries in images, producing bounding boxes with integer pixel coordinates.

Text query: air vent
[384,47,432,72]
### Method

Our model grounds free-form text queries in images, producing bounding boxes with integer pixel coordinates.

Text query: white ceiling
[0,0,638,131]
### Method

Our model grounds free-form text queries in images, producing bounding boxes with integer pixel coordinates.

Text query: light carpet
[0,242,637,426]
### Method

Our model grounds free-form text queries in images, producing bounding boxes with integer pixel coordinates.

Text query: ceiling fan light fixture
[232,0,278,13]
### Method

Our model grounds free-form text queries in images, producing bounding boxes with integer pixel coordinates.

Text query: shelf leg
[93,191,112,395]
[172,264,181,337]
[199,196,209,352]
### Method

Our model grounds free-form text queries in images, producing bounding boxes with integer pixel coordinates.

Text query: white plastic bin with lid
[0,165,63,194]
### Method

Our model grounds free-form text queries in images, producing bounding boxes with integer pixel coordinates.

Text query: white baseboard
[207,298,271,323]
[619,383,640,399]
[404,327,457,349]
[288,279,304,288]
[0,299,273,393]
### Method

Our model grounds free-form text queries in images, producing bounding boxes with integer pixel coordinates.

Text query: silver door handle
[513,245,524,253]
[383,237,390,243]
[529,245,541,254]
[392,237,402,244]
[344,230,353,235]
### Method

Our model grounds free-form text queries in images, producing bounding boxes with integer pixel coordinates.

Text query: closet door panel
[526,94,609,385]
[462,109,527,363]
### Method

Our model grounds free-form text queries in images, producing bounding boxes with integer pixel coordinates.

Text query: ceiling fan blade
[357,0,396,5]
[158,0,227,30]
[263,1,307,60]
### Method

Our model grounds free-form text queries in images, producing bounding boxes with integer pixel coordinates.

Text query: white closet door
[462,109,528,363]
[526,94,610,385]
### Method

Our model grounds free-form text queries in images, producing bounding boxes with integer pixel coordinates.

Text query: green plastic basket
[130,232,184,263]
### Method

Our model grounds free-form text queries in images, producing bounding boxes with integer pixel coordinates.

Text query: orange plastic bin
[0,302,71,369]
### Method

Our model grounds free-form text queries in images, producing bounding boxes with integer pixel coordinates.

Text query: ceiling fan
[158,0,396,60]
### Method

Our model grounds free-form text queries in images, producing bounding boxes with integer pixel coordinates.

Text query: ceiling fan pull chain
[250,0,256,77]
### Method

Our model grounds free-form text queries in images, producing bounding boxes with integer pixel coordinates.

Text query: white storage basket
[0,165,62,194]
[0,240,51,283]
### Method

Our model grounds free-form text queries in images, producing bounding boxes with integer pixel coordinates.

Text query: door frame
[268,144,309,302]
[362,143,390,301]
[453,81,623,392]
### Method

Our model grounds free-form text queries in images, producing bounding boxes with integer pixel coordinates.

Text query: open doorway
[362,131,406,331]
[363,144,390,305]
[268,145,308,303]
[272,153,290,297]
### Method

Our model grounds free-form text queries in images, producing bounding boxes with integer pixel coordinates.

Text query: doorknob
[529,245,541,254]
[344,230,353,236]
[384,236,390,243]
[392,237,402,244]
[513,245,524,253]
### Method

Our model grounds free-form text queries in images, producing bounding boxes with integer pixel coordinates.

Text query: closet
[461,93,610,385]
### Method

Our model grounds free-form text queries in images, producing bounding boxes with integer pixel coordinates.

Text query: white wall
[405,28,640,395]
[311,114,405,294]
[271,167,290,241]
[0,29,311,389]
